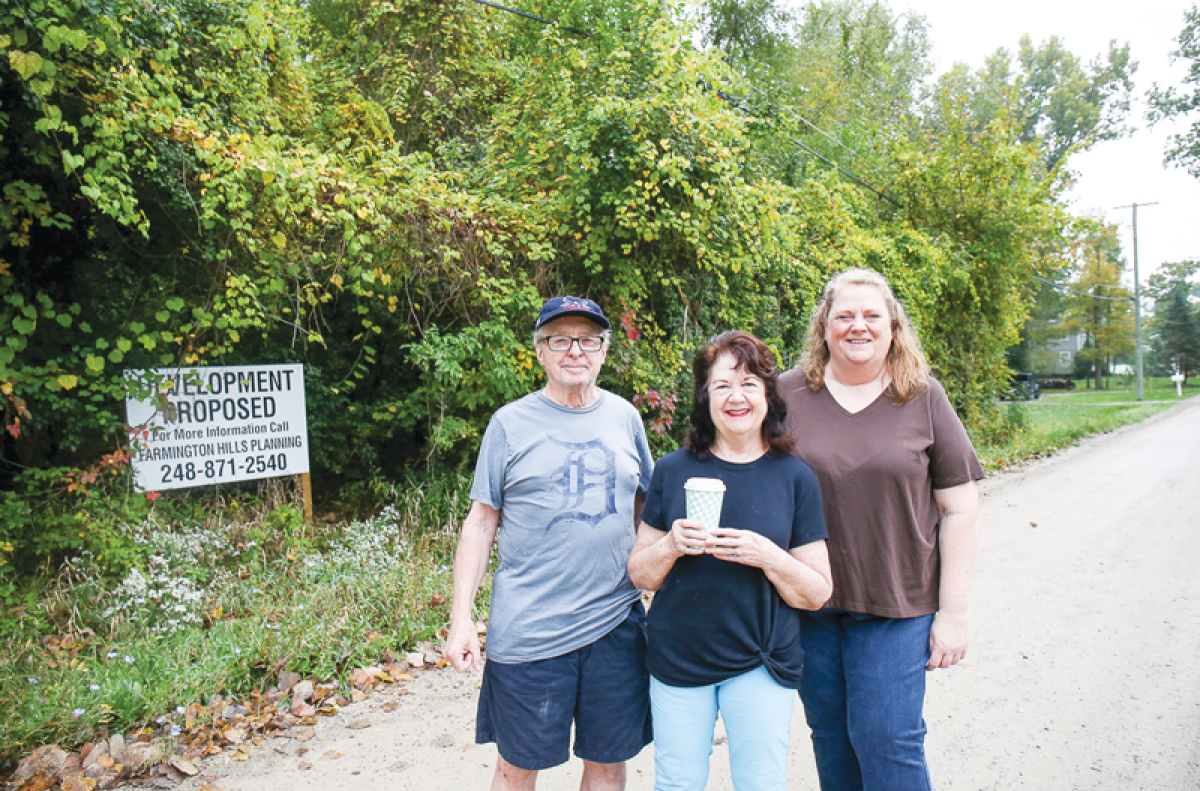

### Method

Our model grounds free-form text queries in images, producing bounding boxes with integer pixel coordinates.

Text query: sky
[893,0,1200,287]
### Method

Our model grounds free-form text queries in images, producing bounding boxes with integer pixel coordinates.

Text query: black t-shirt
[640,448,828,688]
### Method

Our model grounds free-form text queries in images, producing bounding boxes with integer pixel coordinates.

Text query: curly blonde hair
[798,268,930,404]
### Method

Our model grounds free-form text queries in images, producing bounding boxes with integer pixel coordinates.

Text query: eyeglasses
[542,335,606,353]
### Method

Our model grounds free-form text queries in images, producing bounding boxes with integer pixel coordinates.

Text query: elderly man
[444,295,654,791]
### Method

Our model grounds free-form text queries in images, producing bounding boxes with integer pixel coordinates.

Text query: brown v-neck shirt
[778,371,983,618]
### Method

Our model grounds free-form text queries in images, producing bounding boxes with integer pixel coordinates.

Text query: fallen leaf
[346,718,372,730]
[291,680,314,702]
[321,750,345,760]
[380,702,401,712]
[277,671,301,693]
[12,746,71,781]
[291,702,316,718]
[168,757,199,776]
[62,775,98,791]
[289,727,316,742]
[15,772,58,791]
[389,761,410,772]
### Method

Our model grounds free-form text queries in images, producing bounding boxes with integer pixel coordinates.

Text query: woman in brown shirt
[779,269,983,791]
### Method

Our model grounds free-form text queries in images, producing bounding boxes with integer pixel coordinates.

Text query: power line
[1033,274,1134,302]
[705,82,903,207]
[465,0,591,37]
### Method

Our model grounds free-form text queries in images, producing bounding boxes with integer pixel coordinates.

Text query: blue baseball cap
[535,295,610,330]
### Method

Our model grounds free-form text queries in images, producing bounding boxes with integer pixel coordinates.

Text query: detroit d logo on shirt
[545,438,617,530]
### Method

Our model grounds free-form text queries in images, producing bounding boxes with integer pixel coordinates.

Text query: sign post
[126,364,310,498]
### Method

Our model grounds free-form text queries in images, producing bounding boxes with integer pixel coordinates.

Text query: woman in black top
[628,330,833,791]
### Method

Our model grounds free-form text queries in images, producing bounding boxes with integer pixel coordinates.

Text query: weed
[0,472,477,769]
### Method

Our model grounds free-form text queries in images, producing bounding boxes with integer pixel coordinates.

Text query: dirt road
[167,397,1200,790]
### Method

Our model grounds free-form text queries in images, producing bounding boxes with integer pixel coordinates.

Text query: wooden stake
[301,472,314,524]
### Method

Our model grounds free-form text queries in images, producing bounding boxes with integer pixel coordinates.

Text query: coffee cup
[684,477,726,532]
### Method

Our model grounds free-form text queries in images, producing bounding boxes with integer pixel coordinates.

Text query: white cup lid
[684,477,726,493]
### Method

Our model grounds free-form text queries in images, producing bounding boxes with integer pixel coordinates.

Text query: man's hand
[445,500,500,673]
[444,618,483,672]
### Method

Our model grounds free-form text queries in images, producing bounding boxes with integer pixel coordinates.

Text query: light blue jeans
[650,666,795,791]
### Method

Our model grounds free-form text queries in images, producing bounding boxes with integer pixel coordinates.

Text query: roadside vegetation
[0,474,471,772]
[976,377,1198,470]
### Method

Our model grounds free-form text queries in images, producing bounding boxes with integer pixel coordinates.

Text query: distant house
[1029,321,1087,375]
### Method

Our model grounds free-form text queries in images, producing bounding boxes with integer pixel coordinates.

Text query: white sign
[125,364,309,491]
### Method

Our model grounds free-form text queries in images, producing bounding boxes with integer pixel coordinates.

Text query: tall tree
[1147,260,1200,381]
[1148,5,1200,178]
[1061,225,1134,389]
[1155,283,1200,381]
[944,36,1136,176]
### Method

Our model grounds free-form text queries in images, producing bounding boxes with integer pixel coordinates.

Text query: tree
[941,36,1136,176]
[1149,5,1200,178]
[1155,284,1200,381]
[1147,260,1200,381]
[1061,224,1134,389]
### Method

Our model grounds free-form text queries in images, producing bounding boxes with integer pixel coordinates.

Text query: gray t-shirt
[471,389,654,663]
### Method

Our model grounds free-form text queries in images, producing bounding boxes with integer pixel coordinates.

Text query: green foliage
[1154,281,1200,380]
[1149,4,1200,178]
[0,462,152,593]
[0,474,473,765]
[0,0,1138,577]
[1061,221,1134,389]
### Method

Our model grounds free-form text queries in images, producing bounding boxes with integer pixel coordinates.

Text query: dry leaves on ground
[4,650,441,791]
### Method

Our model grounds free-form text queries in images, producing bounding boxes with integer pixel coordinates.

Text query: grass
[977,377,1197,470]
[0,473,477,770]
[1034,375,1199,403]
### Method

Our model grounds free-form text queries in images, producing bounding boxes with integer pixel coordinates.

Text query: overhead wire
[1033,274,1135,302]
[451,0,899,204]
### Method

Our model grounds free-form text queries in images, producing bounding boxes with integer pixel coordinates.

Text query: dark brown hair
[684,330,795,459]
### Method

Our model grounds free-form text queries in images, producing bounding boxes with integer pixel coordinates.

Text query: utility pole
[1115,201,1158,401]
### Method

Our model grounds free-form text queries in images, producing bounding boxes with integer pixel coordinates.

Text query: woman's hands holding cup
[706,527,767,566]
[669,518,710,557]
[670,520,767,566]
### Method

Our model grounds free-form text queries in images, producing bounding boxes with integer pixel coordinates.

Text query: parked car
[1009,372,1040,400]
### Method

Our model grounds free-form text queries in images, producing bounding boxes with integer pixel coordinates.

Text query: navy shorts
[476,601,652,771]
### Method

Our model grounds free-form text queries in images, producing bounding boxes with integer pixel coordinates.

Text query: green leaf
[57,374,78,390]
[108,349,124,363]
[166,298,186,312]
[85,355,105,372]
[8,50,44,80]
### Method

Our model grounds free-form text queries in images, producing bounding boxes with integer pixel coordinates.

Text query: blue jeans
[651,666,795,791]
[798,610,934,791]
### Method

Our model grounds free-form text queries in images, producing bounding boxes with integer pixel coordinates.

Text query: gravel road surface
[164,396,1200,790]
